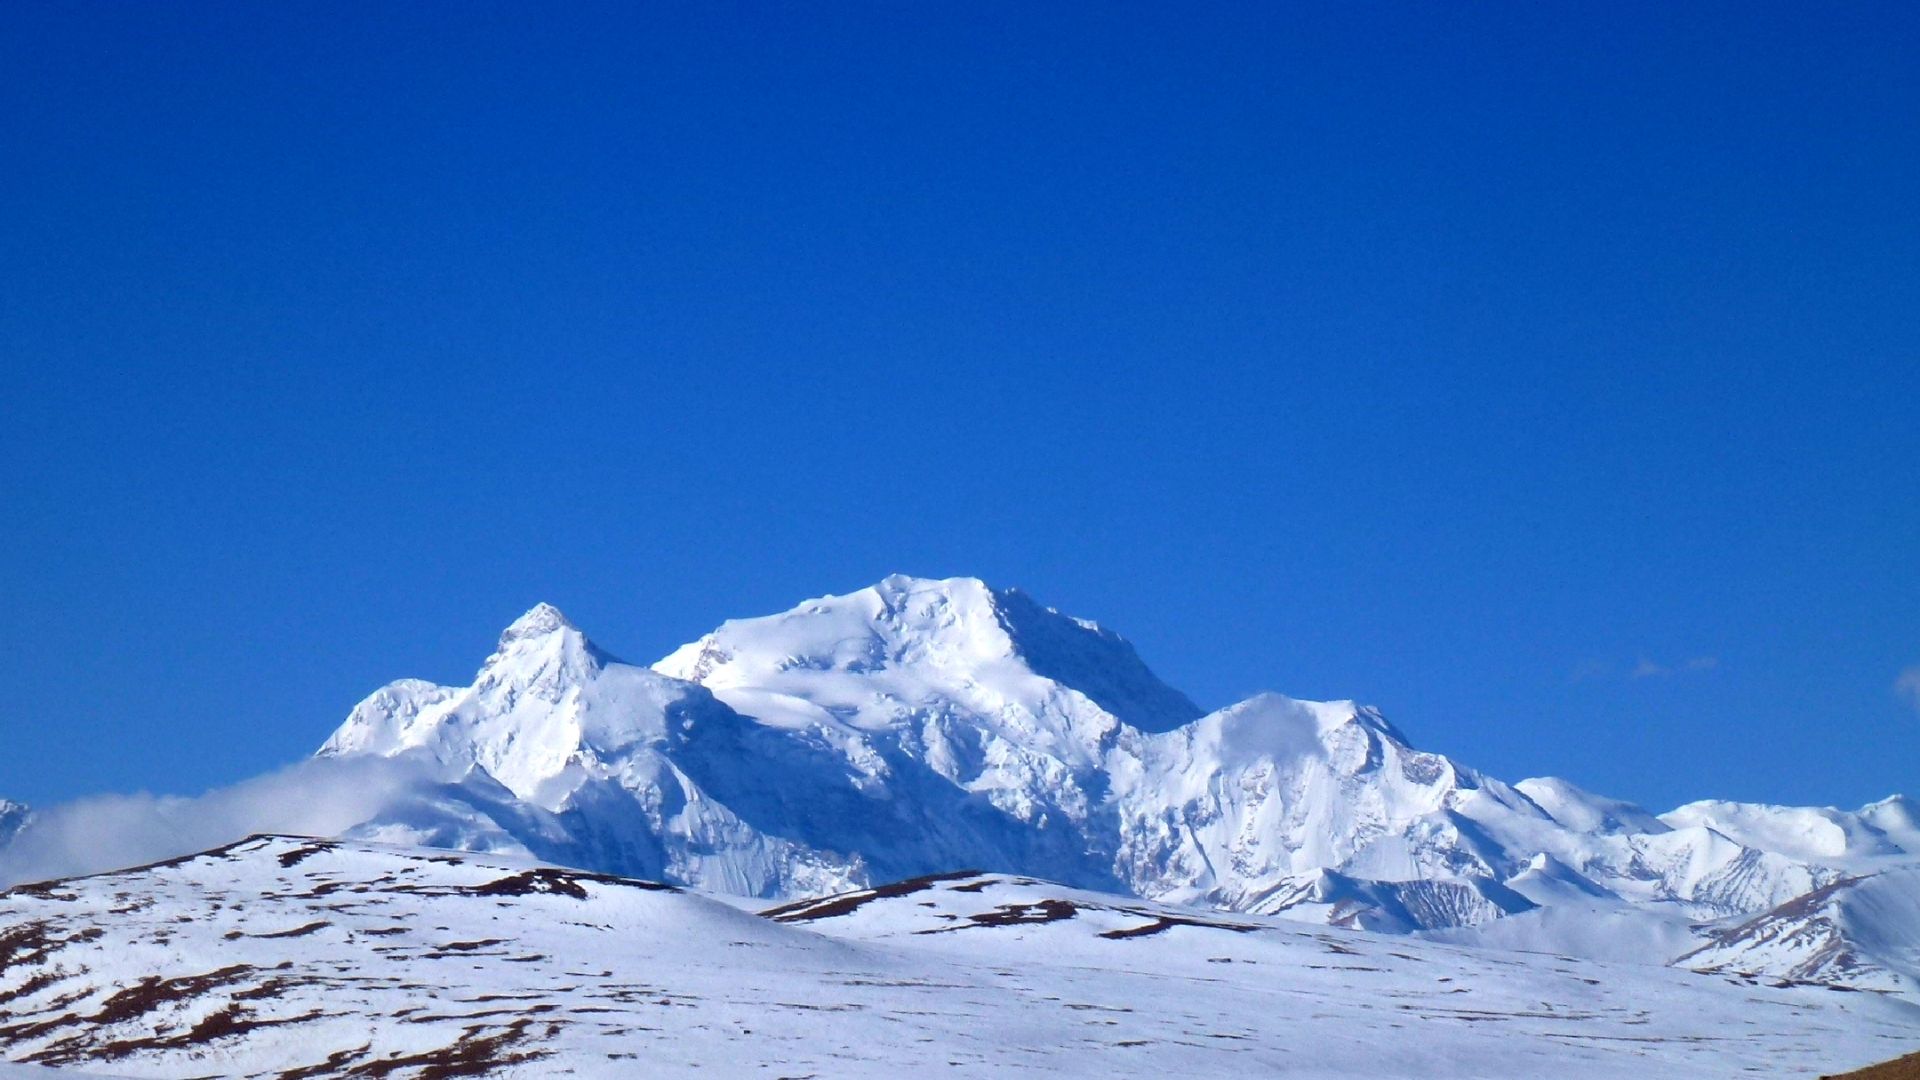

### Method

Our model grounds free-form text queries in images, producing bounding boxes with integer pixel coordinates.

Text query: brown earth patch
[761,870,986,922]
[89,965,257,1025]
[915,899,1082,933]
[343,1018,550,1078]
[1826,1051,1920,1079]
[277,842,340,868]
[1099,914,1261,940]
[469,866,677,900]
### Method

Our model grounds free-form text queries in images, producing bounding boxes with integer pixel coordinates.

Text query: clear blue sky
[3,2,1915,813]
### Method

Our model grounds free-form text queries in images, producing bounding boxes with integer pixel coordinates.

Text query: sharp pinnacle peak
[499,602,577,644]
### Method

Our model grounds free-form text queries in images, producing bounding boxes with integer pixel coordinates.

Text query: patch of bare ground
[0,969,69,1006]
[1825,1051,1920,1079]
[276,1046,372,1079]
[88,964,258,1025]
[761,870,986,921]
[85,1006,331,1061]
[915,899,1082,933]
[341,1018,553,1078]
[276,841,340,868]
[1099,913,1261,940]
[0,921,103,971]
[468,867,676,900]
[226,920,332,940]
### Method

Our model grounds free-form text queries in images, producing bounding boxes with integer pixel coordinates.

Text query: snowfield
[0,835,1915,1078]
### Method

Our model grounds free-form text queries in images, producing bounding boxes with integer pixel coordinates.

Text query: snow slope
[1678,864,1920,996]
[1,835,1915,1079]
[1663,797,1920,866]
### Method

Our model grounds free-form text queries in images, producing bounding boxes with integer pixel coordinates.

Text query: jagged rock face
[307,575,1913,955]
[1234,867,1539,933]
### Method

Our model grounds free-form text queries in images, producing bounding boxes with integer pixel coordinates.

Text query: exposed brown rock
[1825,1051,1920,1080]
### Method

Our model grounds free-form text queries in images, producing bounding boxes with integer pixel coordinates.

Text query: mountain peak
[656,574,1200,733]
[873,571,988,595]
[500,602,576,644]
[481,601,624,684]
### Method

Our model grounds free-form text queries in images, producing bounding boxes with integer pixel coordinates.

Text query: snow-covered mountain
[310,576,1913,963]
[13,574,1906,996]
[1661,796,1920,866]
[1,834,1914,1078]
[1677,864,1920,996]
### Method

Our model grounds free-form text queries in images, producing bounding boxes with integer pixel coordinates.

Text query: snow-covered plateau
[3,575,1917,1076]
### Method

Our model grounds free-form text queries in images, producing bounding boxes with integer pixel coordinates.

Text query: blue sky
[2,2,1915,813]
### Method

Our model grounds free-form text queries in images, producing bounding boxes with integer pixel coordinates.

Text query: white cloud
[1897,666,1920,715]
[1630,657,1668,679]
[1627,655,1718,681]
[0,755,445,888]
[1573,655,1718,683]
[1569,659,1614,683]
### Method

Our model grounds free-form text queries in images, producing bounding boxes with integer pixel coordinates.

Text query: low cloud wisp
[1573,655,1719,683]
[0,755,448,888]
[1898,666,1920,716]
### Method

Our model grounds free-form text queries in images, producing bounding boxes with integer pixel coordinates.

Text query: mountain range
[6,575,1919,1004]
